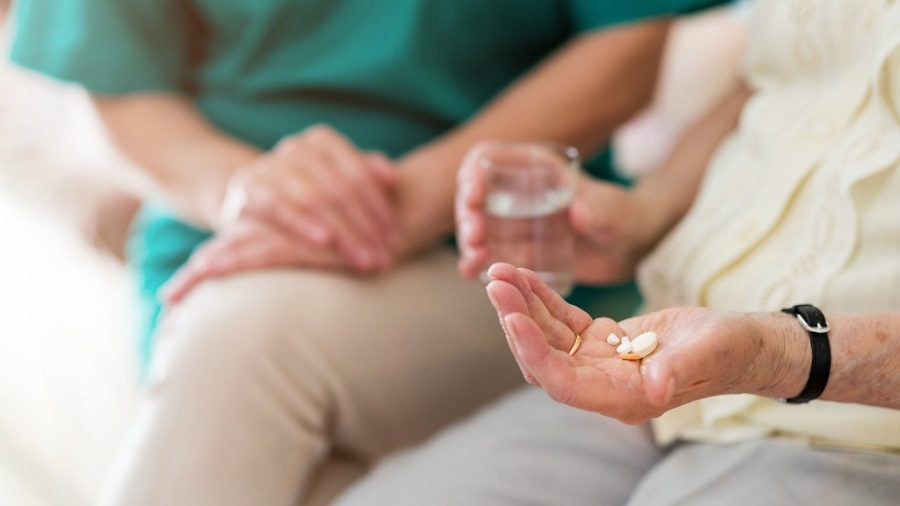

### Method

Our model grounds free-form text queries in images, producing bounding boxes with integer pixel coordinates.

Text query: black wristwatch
[780,304,831,404]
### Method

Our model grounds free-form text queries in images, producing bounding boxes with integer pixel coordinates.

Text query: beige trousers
[99,248,523,506]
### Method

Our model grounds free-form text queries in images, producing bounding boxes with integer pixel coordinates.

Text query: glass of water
[477,142,579,296]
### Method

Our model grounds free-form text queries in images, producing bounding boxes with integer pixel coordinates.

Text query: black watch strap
[780,304,831,404]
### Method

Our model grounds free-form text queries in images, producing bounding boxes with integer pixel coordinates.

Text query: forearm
[631,84,752,250]
[396,20,671,255]
[753,312,900,410]
[92,93,260,228]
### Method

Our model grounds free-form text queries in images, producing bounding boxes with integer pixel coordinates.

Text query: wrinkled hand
[221,124,399,272]
[162,218,347,305]
[485,262,770,424]
[456,143,659,284]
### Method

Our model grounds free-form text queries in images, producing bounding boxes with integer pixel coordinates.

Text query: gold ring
[568,334,583,356]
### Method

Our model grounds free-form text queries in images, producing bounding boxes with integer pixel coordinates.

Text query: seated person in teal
[12,1,724,504]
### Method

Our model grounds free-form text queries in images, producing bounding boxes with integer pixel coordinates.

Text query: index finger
[504,312,578,404]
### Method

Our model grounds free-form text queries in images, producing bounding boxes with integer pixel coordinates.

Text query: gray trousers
[335,388,900,506]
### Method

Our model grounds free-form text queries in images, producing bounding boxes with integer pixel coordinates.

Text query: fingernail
[486,263,504,278]
[570,202,589,230]
[485,282,498,301]
[504,315,520,339]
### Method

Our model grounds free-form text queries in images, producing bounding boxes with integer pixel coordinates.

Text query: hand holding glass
[474,142,579,296]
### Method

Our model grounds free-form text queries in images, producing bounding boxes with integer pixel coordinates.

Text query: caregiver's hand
[456,144,666,284]
[485,262,789,424]
[220,125,399,272]
[162,218,347,305]
[568,177,667,284]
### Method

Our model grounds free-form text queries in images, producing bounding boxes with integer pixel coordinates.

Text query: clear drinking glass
[477,142,579,296]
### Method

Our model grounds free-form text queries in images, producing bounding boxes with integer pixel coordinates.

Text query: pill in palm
[610,331,658,361]
[621,331,658,360]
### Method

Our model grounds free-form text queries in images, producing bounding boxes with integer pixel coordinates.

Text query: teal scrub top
[12,0,726,373]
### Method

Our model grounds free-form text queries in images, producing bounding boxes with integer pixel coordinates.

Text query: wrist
[630,183,677,255]
[631,163,701,249]
[745,312,812,399]
[393,154,455,258]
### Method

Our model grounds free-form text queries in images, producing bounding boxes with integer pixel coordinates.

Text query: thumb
[641,359,677,408]
[570,200,615,244]
[641,339,724,409]
[365,152,398,188]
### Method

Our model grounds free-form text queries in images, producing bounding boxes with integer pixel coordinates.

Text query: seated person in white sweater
[337,1,900,504]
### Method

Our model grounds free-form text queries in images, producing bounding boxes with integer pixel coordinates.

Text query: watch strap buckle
[795,313,830,334]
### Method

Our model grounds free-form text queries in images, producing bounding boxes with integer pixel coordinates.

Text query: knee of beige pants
[107,248,523,505]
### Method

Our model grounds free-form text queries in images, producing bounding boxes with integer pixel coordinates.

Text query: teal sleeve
[11,0,193,93]
[128,205,212,378]
[562,0,732,32]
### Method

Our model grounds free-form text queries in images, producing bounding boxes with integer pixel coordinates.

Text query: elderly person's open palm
[486,262,787,424]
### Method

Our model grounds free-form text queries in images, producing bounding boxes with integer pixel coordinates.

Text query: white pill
[630,331,658,358]
[606,333,620,346]
[616,341,632,354]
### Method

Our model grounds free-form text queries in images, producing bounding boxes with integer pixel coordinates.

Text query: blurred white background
[0,24,141,504]
[0,193,139,505]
